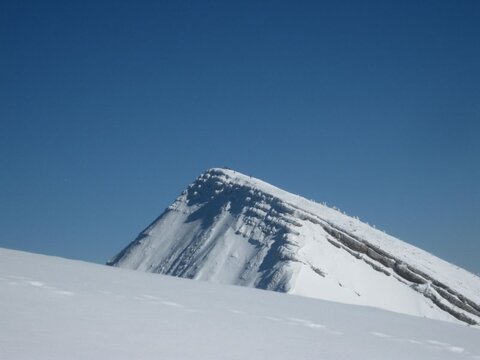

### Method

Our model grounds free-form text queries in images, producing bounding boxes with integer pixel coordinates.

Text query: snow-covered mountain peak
[109,168,480,326]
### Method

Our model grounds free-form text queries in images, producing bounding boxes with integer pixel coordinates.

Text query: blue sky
[1,0,479,273]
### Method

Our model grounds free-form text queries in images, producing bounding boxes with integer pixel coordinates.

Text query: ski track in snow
[0,272,477,358]
[1,275,76,296]
[2,248,480,360]
[7,273,473,357]
[368,330,470,356]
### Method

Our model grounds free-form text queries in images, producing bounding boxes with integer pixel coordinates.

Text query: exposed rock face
[109,168,480,325]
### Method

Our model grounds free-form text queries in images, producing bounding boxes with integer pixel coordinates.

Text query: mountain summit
[109,168,480,325]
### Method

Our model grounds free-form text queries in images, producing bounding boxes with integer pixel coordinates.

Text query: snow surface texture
[2,248,480,360]
[109,168,480,325]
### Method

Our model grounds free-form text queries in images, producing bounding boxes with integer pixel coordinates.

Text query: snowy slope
[1,247,480,360]
[109,168,480,325]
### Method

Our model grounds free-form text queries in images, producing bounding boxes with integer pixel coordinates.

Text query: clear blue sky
[1,1,479,273]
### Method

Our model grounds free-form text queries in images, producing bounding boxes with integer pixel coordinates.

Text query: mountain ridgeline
[108,168,480,325]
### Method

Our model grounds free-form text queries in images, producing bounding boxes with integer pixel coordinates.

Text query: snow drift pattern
[109,168,480,325]
[4,247,480,359]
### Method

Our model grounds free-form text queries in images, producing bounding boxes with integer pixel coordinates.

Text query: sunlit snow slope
[109,168,480,325]
[2,248,480,360]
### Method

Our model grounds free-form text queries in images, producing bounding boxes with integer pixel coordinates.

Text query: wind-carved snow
[109,168,480,325]
[3,247,480,360]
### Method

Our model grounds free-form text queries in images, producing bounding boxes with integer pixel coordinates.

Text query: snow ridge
[109,168,480,325]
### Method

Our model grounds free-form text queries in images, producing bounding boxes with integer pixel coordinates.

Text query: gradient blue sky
[1,1,479,273]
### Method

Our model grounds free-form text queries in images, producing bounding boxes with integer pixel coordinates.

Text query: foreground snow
[1,248,479,360]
